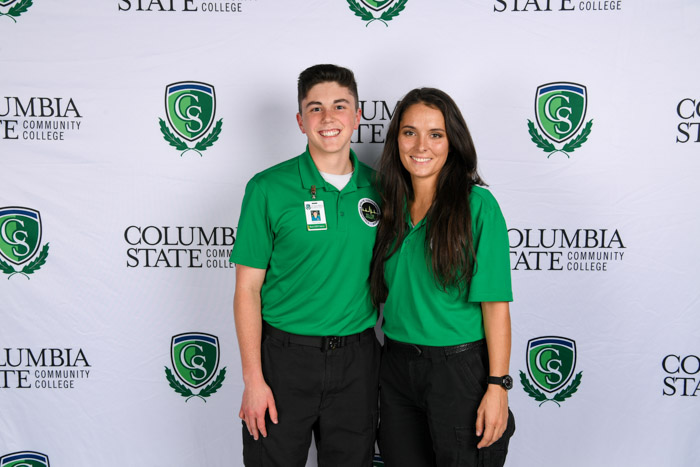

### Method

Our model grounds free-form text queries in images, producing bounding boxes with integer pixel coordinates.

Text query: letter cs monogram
[179,343,208,382]
[544,94,572,135]
[1,218,30,258]
[535,347,563,386]
[174,93,203,133]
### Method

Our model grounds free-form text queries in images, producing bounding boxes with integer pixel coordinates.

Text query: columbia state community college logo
[159,81,223,157]
[118,0,254,13]
[520,336,583,406]
[0,95,82,142]
[0,451,49,467]
[0,347,91,389]
[347,0,407,26]
[165,333,227,402]
[527,82,593,158]
[0,207,49,280]
[0,0,33,23]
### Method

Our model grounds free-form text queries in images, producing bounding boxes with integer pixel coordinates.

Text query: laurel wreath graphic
[527,120,556,153]
[0,243,49,280]
[0,0,32,22]
[520,370,582,407]
[347,0,373,21]
[165,366,227,402]
[159,119,188,151]
[158,118,223,157]
[193,119,223,152]
[0,257,15,275]
[347,0,407,27]
[527,119,593,159]
[562,120,593,153]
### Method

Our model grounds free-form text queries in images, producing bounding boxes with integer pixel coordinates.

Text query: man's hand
[240,377,278,440]
[234,265,273,440]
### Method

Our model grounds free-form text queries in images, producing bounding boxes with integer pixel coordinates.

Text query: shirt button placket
[337,194,347,232]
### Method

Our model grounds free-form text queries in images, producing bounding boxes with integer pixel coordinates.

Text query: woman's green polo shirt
[231,148,380,336]
[382,186,512,346]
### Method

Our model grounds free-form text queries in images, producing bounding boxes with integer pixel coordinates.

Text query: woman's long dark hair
[370,88,485,307]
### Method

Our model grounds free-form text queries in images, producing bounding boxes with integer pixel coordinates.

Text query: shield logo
[171,333,220,389]
[535,82,587,143]
[0,451,50,467]
[0,0,19,7]
[526,336,576,393]
[165,82,216,142]
[360,0,394,11]
[0,207,42,266]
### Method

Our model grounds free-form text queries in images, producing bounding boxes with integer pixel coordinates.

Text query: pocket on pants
[452,346,489,398]
[477,409,515,467]
[454,426,479,466]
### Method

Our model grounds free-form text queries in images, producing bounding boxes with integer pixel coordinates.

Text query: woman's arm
[476,301,511,448]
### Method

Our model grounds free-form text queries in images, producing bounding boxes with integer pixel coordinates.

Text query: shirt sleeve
[467,191,513,303]
[230,179,273,270]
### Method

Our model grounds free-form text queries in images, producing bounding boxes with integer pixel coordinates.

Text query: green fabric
[382,186,513,346]
[231,147,379,336]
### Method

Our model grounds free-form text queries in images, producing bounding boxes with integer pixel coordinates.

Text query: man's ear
[296,112,306,134]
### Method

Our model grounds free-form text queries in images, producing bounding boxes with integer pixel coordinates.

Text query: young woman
[370,88,515,467]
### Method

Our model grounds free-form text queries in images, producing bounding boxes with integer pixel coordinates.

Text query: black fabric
[384,337,486,358]
[378,337,515,467]
[242,325,381,467]
[262,321,372,350]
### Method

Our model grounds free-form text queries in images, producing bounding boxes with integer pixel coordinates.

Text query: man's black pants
[242,324,381,467]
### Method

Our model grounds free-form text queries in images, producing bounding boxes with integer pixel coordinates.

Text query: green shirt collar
[298,146,372,191]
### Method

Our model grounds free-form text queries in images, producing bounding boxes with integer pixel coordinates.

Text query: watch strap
[488,375,513,390]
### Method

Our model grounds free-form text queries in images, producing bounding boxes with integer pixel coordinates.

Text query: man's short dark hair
[297,64,359,113]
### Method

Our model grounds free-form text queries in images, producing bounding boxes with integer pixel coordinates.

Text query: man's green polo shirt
[382,186,513,346]
[231,148,380,336]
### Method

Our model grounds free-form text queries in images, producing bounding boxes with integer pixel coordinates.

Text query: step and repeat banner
[2,1,699,466]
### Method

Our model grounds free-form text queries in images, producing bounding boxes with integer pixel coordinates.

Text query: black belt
[385,337,485,358]
[263,322,373,352]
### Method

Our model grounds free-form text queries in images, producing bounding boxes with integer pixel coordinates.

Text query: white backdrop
[2,0,700,466]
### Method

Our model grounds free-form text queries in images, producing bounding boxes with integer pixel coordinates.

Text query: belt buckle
[322,336,342,351]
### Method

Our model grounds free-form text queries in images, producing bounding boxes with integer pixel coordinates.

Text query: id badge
[304,201,327,231]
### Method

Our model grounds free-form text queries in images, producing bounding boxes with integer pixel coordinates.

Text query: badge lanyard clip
[311,185,316,200]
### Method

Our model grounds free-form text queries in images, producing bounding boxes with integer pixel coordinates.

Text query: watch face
[503,375,513,390]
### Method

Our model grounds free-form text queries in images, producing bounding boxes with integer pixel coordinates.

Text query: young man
[231,64,381,466]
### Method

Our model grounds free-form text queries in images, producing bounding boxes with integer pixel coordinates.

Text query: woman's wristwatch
[488,375,513,390]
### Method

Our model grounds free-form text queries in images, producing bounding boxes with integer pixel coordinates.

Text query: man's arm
[476,301,511,449]
[234,264,278,440]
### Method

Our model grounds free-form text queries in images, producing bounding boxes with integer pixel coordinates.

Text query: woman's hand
[475,384,509,448]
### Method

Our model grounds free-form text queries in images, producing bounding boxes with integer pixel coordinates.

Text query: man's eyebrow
[305,101,322,109]
[305,98,351,109]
